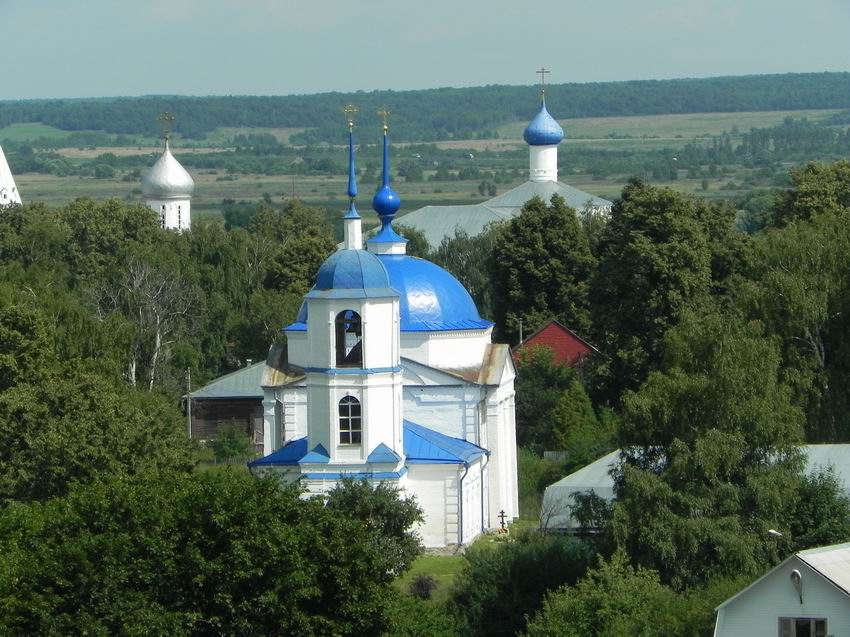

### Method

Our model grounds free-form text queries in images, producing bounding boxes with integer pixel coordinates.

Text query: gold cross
[378,107,391,132]
[536,67,550,96]
[157,112,175,140]
[343,104,358,131]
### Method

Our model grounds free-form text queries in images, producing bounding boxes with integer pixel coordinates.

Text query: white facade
[146,198,191,232]
[529,144,558,182]
[715,544,850,637]
[0,146,22,206]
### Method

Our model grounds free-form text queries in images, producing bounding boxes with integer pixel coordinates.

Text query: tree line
[3,72,850,142]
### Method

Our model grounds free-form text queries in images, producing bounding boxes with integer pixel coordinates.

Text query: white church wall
[362,298,398,369]
[285,332,307,367]
[305,299,333,367]
[403,385,482,441]
[461,459,484,544]
[407,464,460,547]
[146,198,191,231]
[400,329,491,369]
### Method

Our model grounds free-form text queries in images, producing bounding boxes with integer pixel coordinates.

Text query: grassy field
[499,108,842,144]
[393,554,466,603]
[0,122,74,142]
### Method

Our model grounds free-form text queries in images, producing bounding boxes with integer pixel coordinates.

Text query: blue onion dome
[523,101,565,146]
[372,183,401,217]
[314,249,390,290]
[377,255,494,331]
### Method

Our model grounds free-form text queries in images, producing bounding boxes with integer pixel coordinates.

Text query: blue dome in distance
[523,101,565,146]
[314,249,390,290]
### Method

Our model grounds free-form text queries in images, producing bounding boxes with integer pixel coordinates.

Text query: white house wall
[715,557,850,637]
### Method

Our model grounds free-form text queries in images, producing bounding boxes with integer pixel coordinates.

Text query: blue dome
[523,102,565,146]
[378,255,493,331]
[314,249,390,290]
[373,184,401,217]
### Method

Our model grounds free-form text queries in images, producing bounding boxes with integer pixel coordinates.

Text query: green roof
[397,180,611,248]
[189,362,266,400]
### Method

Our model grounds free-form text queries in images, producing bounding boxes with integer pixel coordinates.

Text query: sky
[2,0,850,100]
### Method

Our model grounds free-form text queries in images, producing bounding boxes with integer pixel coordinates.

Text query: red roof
[512,320,598,367]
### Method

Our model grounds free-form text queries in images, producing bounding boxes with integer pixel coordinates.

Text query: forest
[1,155,850,634]
[2,72,850,142]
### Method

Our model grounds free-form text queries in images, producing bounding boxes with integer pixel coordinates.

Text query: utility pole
[519,319,524,345]
[186,367,192,439]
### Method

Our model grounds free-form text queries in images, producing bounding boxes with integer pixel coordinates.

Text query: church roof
[289,254,493,332]
[397,181,612,248]
[141,140,195,199]
[404,420,488,465]
[523,100,565,146]
[248,420,488,468]
[311,248,393,292]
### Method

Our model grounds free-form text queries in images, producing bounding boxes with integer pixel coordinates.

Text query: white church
[248,112,519,547]
[399,82,612,248]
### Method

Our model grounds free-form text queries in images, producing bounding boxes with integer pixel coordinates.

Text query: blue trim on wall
[303,468,408,480]
[305,365,402,375]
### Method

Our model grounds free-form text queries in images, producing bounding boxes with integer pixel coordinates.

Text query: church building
[249,111,519,547]
[398,76,612,248]
[0,145,22,206]
[141,124,194,231]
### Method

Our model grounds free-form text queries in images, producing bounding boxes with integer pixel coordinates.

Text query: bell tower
[302,112,404,465]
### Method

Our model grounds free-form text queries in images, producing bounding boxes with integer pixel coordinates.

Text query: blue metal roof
[249,437,308,466]
[403,420,488,465]
[287,254,493,332]
[378,255,494,332]
[367,220,408,245]
[249,421,488,468]
[299,444,330,464]
[523,100,565,146]
[367,442,402,464]
[314,249,391,290]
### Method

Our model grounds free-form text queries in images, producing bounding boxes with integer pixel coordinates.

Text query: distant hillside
[2,72,850,143]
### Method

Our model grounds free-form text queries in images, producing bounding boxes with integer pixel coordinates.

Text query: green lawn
[393,554,465,604]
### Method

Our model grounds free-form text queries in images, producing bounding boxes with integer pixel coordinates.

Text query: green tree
[448,532,594,637]
[395,223,431,259]
[610,311,805,589]
[590,179,717,401]
[490,195,595,342]
[0,471,423,636]
[211,421,255,462]
[524,553,684,637]
[774,160,850,226]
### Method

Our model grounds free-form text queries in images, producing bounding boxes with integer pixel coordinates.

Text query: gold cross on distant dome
[343,104,358,130]
[378,107,391,132]
[536,67,550,96]
[157,112,175,140]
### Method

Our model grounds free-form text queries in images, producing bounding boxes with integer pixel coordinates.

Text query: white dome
[141,141,195,199]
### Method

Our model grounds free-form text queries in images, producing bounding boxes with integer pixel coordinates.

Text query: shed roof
[189,362,266,400]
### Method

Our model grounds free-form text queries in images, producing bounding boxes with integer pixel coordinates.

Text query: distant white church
[0,145,22,206]
[248,114,519,547]
[399,84,612,248]
[141,131,194,231]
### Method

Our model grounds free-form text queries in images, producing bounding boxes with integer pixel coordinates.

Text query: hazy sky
[3,0,850,100]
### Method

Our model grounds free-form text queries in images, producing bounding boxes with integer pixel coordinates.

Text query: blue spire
[344,113,359,220]
[369,112,406,246]
[372,117,401,220]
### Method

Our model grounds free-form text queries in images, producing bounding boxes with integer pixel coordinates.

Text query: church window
[335,310,363,367]
[338,396,362,445]
[178,205,182,227]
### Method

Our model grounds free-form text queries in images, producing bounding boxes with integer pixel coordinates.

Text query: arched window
[338,396,362,445]
[335,310,362,367]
